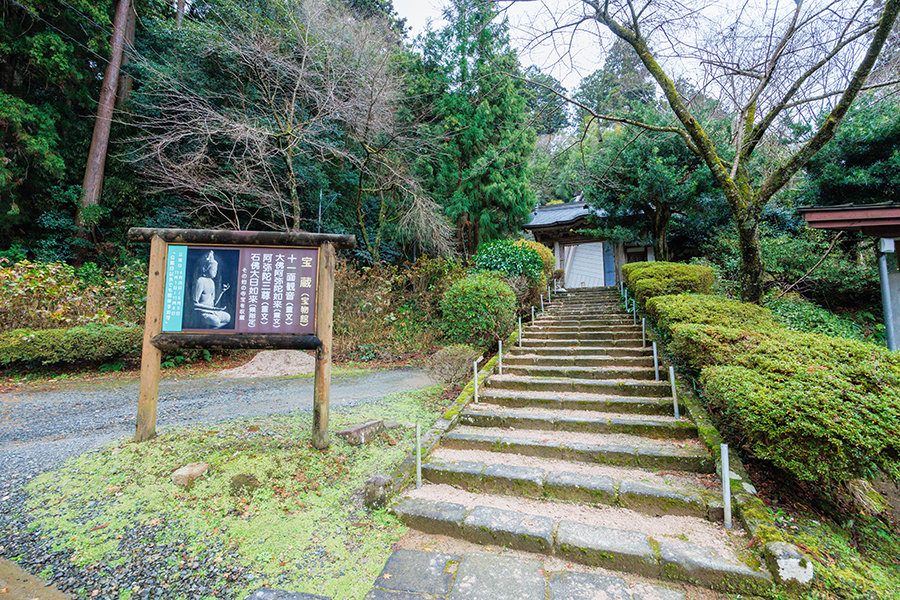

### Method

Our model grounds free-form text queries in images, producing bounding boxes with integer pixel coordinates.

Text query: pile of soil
[219,350,315,378]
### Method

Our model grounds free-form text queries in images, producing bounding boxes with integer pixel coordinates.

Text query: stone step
[421,456,720,519]
[477,388,680,415]
[507,346,654,357]
[533,318,636,327]
[440,428,713,473]
[504,364,658,381]
[459,405,696,439]
[526,331,641,341]
[391,497,771,593]
[527,324,642,333]
[487,374,672,398]
[366,550,694,600]
[518,338,645,348]
[504,355,654,368]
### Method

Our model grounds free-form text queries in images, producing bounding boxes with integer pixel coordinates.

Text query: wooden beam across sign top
[313,242,336,449]
[136,235,166,442]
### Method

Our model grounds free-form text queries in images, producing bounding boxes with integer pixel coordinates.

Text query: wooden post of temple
[313,242,335,449]
[135,235,166,442]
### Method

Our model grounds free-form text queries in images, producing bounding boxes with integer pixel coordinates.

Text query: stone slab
[393,498,468,536]
[363,590,438,600]
[422,460,486,488]
[618,480,706,518]
[336,420,384,445]
[658,540,771,593]
[547,571,633,600]
[449,554,545,600]
[545,471,616,505]
[556,520,658,577]
[481,463,546,498]
[245,589,330,600]
[461,506,554,553]
[372,549,458,595]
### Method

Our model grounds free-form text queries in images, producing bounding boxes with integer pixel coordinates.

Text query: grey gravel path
[0,368,432,496]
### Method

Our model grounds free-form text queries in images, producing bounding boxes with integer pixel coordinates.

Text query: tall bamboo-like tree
[415,0,536,255]
[511,0,900,302]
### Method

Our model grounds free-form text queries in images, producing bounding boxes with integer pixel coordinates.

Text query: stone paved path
[385,288,771,596]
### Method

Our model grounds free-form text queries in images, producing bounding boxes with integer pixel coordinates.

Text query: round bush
[425,344,482,385]
[440,273,516,349]
[473,240,545,287]
[514,240,555,280]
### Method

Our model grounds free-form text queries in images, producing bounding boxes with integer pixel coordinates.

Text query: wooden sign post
[128,228,355,447]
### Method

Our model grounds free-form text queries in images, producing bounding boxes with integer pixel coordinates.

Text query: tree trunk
[736,215,765,303]
[115,2,136,108]
[77,0,131,232]
[175,0,186,28]
[648,201,671,262]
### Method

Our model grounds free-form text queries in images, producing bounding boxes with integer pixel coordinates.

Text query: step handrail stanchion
[642,317,647,348]
[473,356,484,404]
[518,316,522,347]
[652,341,660,381]
[498,340,503,375]
[670,366,679,418]
[633,301,637,325]
[531,305,535,322]
[416,423,422,489]
[540,294,544,312]
[722,443,732,529]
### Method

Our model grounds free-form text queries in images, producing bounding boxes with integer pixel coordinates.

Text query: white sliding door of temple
[564,242,613,288]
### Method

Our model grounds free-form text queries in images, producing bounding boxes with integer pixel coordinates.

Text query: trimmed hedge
[515,240,555,280]
[640,267,900,487]
[702,363,900,483]
[622,261,715,305]
[0,326,144,366]
[440,272,516,349]
[646,294,778,335]
[474,240,545,287]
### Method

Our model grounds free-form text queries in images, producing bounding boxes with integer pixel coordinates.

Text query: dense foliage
[621,261,715,305]
[425,344,481,385]
[642,280,900,488]
[440,272,516,349]
[0,326,143,366]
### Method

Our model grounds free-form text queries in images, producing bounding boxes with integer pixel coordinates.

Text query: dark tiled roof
[524,202,607,229]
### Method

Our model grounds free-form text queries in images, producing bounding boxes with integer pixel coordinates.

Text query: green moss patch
[22,385,451,600]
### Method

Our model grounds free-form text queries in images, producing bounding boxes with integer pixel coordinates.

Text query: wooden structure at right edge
[128,228,355,449]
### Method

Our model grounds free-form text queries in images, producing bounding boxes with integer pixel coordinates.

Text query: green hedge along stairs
[391,287,772,596]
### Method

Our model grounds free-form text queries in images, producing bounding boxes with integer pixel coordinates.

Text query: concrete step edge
[391,498,772,594]
[458,408,697,439]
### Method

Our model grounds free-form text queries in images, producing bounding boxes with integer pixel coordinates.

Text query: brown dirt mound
[219,350,315,378]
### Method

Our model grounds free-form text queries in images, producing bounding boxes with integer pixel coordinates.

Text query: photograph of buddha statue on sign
[182,248,238,330]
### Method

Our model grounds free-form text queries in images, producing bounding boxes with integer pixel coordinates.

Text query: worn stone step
[533,319,636,328]
[439,428,713,473]
[504,355,655,368]
[477,388,680,415]
[518,337,645,348]
[526,331,642,341]
[504,364,658,381]
[421,457,720,519]
[527,325,643,334]
[459,405,696,439]
[507,346,654,358]
[391,497,770,593]
[487,374,672,398]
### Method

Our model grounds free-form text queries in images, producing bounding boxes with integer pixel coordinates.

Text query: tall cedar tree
[416,0,535,255]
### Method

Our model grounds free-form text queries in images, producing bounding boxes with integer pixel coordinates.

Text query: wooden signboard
[128,228,356,448]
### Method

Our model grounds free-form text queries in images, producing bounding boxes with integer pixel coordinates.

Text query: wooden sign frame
[128,228,356,448]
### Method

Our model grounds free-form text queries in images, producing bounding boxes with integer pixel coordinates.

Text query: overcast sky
[390,0,603,91]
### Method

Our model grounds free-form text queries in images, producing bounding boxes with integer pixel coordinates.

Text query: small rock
[382,421,403,431]
[172,463,210,487]
[104,486,123,495]
[336,420,384,446]
[364,474,392,508]
[230,473,261,496]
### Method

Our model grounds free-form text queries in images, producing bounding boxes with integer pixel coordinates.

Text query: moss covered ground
[17,384,452,600]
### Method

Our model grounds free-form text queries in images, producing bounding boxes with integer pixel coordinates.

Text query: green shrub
[440,272,516,349]
[702,364,900,484]
[765,296,867,342]
[621,261,715,304]
[425,344,481,385]
[474,240,545,287]
[0,326,144,365]
[514,239,555,280]
[647,294,777,336]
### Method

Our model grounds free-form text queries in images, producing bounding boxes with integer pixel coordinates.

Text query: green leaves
[440,272,516,349]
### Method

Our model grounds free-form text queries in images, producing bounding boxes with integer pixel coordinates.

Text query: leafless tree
[503,0,900,302]
[127,0,452,258]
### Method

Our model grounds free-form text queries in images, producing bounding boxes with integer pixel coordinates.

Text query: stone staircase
[391,287,771,595]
